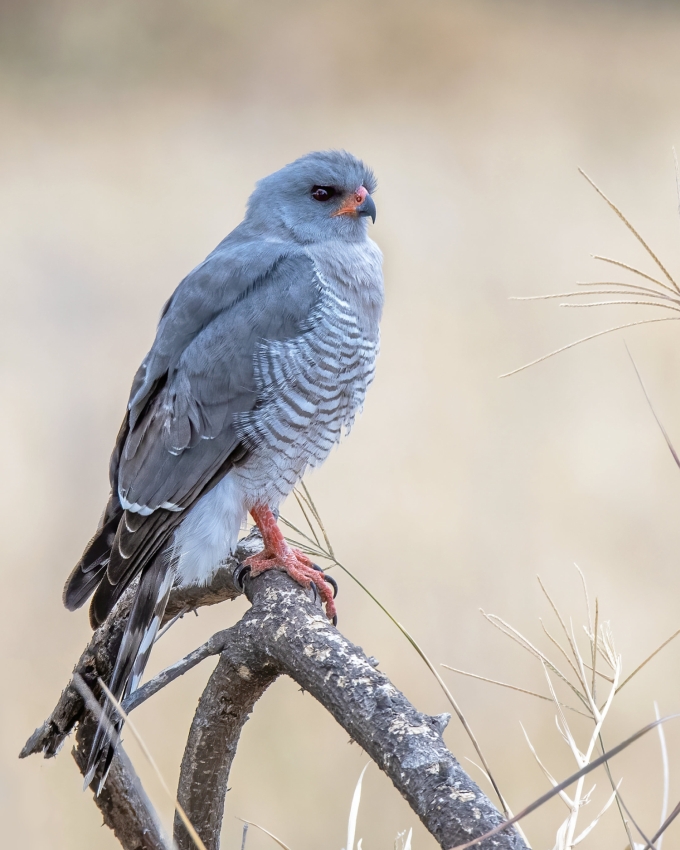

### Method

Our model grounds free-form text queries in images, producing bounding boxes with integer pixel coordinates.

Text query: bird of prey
[62,150,383,790]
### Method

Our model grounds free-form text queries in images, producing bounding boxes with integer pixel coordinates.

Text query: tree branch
[19,532,260,760]
[173,634,278,850]
[21,531,528,850]
[73,714,169,850]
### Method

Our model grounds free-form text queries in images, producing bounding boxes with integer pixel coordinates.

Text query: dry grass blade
[298,481,336,560]
[578,280,680,299]
[625,345,680,471]
[647,798,680,849]
[519,722,571,809]
[575,565,592,634]
[462,760,533,849]
[482,611,586,706]
[538,576,590,685]
[72,675,172,848]
[394,618,510,817]
[591,257,677,294]
[96,679,208,850]
[591,599,599,704]
[284,484,513,815]
[511,290,676,301]
[279,517,325,554]
[616,626,680,693]
[441,664,588,717]
[499,317,680,378]
[292,489,321,548]
[595,733,637,850]
[572,782,621,845]
[446,713,680,850]
[344,764,368,850]
[655,703,670,850]
[578,168,679,292]
[561,300,680,312]
[673,146,680,220]
[539,620,589,693]
[236,819,292,850]
[155,604,189,643]
[283,483,510,817]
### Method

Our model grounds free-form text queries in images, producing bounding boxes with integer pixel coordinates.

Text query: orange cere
[331,185,368,217]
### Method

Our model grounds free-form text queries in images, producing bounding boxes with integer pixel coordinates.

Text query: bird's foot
[244,544,337,624]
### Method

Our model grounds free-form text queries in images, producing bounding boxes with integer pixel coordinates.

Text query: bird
[61,149,383,791]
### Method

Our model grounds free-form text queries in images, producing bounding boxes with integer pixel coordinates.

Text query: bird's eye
[311,186,336,202]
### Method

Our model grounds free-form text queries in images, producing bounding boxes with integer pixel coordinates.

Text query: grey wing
[126,230,296,429]
[64,248,320,624]
[118,248,320,512]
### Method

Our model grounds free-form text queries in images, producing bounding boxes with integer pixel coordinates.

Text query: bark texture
[73,716,168,850]
[21,532,527,850]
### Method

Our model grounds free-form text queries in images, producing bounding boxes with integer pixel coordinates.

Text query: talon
[323,574,338,599]
[332,614,338,627]
[247,505,338,624]
[233,564,251,591]
[311,563,338,598]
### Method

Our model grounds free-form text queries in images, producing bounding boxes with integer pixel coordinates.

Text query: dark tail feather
[89,572,129,630]
[63,499,123,612]
[83,553,174,793]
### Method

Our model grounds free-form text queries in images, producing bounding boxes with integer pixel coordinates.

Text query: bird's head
[245,150,377,244]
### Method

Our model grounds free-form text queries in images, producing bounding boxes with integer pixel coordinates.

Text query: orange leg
[244,504,337,623]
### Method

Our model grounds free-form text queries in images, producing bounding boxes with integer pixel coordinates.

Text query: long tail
[83,553,174,793]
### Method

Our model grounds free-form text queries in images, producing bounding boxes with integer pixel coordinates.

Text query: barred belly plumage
[233,276,378,506]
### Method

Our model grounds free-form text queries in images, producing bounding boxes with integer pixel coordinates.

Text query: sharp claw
[311,563,338,598]
[332,614,338,627]
[233,564,251,592]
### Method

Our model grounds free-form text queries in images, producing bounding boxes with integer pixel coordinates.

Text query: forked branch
[21,533,527,850]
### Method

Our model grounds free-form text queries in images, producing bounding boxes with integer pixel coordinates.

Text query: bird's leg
[244,504,337,623]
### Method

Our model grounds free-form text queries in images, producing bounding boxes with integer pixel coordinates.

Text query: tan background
[4,1,680,847]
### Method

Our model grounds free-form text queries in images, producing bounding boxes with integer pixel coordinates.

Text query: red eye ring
[311,186,336,202]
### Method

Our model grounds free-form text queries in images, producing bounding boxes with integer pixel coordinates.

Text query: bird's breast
[232,273,380,505]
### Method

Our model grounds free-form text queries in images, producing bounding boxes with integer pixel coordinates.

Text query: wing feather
[68,246,320,628]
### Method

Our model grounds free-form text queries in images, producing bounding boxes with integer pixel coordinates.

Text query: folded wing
[63,241,319,625]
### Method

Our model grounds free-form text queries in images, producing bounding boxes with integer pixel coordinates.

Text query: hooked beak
[332,186,377,223]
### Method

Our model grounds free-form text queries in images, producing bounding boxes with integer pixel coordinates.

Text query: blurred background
[5,0,680,847]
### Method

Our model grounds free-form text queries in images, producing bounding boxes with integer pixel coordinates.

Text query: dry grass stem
[344,764,368,850]
[578,280,679,297]
[282,483,511,818]
[505,168,680,378]
[460,571,680,848]
[591,257,677,293]
[498,317,680,378]
[616,627,680,693]
[97,680,208,850]
[561,300,680,312]
[440,664,588,717]
[655,703,670,850]
[481,611,584,704]
[236,819,292,850]
[577,168,679,291]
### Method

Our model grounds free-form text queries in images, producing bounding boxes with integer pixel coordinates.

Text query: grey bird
[62,149,383,790]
